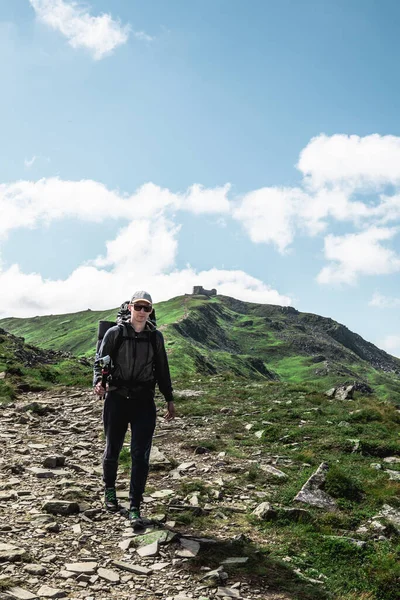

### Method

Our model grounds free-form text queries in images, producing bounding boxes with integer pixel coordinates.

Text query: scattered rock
[259,464,287,478]
[136,540,159,557]
[111,560,152,575]
[7,587,38,600]
[0,542,28,562]
[221,557,249,565]
[64,562,98,574]
[252,502,277,520]
[294,463,337,510]
[43,500,80,515]
[176,538,200,557]
[24,564,47,576]
[97,567,120,583]
[36,586,66,598]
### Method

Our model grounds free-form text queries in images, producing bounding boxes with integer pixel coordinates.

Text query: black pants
[102,389,156,508]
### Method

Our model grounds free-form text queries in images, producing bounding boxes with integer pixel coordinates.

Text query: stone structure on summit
[192,286,217,297]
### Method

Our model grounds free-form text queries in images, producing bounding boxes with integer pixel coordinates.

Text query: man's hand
[94,381,106,396]
[164,401,176,421]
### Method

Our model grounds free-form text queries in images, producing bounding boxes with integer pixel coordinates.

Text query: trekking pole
[99,355,111,399]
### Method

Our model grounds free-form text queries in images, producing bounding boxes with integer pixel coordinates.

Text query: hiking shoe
[104,487,119,512]
[128,506,143,527]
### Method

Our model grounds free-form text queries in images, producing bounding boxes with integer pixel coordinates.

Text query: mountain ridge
[1,294,399,400]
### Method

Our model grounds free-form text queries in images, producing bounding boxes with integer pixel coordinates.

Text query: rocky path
[0,388,289,600]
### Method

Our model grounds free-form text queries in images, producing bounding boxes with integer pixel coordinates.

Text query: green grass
[167,377,400,599]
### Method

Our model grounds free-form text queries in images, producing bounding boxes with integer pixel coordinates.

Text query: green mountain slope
[1,294,400,400]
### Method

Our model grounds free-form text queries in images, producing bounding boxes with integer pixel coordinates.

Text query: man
[93,291,176,524]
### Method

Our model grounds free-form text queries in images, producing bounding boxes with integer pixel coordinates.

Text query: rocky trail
[0,387,291,600]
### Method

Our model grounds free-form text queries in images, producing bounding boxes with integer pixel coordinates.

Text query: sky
[1,0,400,357]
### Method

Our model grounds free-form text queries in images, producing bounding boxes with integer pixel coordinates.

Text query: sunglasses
[133,303,152,313]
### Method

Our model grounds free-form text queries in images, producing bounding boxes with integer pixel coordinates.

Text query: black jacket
[93,323,173,402]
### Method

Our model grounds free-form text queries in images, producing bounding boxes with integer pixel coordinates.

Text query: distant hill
[1,294,400,401]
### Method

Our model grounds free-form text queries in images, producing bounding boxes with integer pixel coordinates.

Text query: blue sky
[1,0,400,357]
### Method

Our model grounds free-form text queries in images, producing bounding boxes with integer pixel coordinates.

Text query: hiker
[93,291,176,524]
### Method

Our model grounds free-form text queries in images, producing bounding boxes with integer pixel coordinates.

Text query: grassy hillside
[1,294,400,401]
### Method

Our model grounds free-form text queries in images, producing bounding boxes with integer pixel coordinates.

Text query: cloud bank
[3,132,400,317]
[0,180,291,317]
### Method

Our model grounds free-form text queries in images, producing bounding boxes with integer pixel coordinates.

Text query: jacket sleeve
[154,331,174,403]
[93,326,119,387]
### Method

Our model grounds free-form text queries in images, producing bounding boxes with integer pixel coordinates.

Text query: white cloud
[0,177,290,317]
[182,184,231,215]
[91,217,180,274]
[24,156,36,168]
[369,292,400,308]
[232,187,305,253]
[0,178,231,240]
[378,334,400,357]
[0,262,292,319]
[317,227,400,285]
[133,31,154,42]
[29,0,130,60]
[0,219,291,319]
[298,134,400,190]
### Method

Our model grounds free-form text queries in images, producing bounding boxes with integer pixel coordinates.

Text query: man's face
[129,302,152,326]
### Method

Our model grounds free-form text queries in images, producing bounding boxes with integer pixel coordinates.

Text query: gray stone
[252,502,277,520]
[43,500,80,515]
[386,469,400,481]
[216,588,242,598]
[28,467,55,478]
[111,560,152,575]
[64,562,98,574]
[379,504,400,532]
[150,489,175,498]
[294,463,337,510]
[383,456,400,464]
[334,385,355,400]
[36,586,66,598]
[97,567,120,583]
[0,490,17,501]
[149,446,170,467]
[57,570,76,579]
[177,461,196,472]
[7,588,38,600]
[43,456,58,469]
[176,538,200,557]
[221,557,249,565]
[201,566,227,584]
[325,388,336,398]
[151,561,169,571]
[136,540,159,557]
[260,464,287,478]
[118,538,134,551]
[0,542,27,562]
[24,564,47,576]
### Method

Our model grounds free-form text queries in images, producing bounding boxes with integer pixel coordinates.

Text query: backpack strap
[110,324,125,365]
[150,330,157,374]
